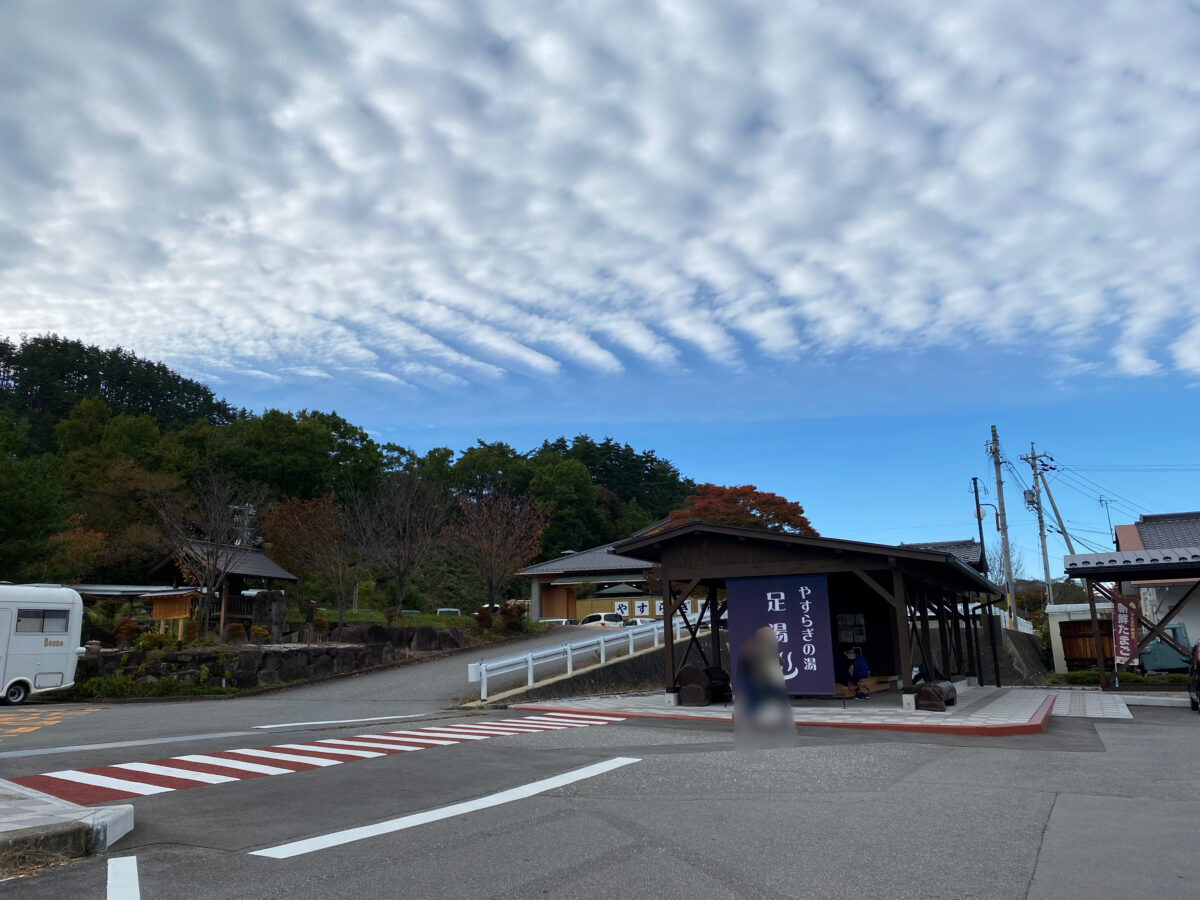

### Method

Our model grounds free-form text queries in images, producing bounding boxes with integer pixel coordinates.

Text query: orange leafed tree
[667,484,817,535]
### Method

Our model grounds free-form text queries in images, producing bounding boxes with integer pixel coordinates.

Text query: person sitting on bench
[847,647,871,701]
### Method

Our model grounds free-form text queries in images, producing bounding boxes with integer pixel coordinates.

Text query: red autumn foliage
[667,484,817,535]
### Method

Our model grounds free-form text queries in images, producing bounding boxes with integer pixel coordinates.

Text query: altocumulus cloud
[2,0,1200,385]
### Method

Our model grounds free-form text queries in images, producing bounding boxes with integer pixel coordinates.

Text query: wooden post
[218,584,228,641]
[936,591,952,678]
[707,584,721,671]
[1086,578,1108,688]
[177,617,185,641]
[949,592,964,677]
[894,571,913,692]
[662,568,676,698]
[919,583,935,679]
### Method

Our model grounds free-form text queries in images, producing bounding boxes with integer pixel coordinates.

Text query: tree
[452,491,547,607]
[263,494,357,628]
[348,473,452,612]
[668,484,817,534]
[153,469,265,635]
[530,458,602,556]
[0,454,69,578]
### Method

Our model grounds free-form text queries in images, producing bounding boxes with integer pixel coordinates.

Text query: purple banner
[727,574,834,696]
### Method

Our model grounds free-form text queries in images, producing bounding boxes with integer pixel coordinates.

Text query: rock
[257,670,280,687]
[438,631,458,650]
[333,649,356,674]
[279,654,307,682]
[235,671,258,689]
[260,652,282,672]
[236,649,263,674]
[100,660,118,676]
[174,668,201,686]
[388,626,412,648]
[412,626,440,651]
[311,655,334,678]
[364,624,389,645]
[134,675,158,685]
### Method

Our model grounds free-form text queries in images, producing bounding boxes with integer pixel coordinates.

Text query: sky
[3,1,1200,574]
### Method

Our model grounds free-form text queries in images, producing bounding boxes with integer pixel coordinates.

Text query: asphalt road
[4,651,1200,898]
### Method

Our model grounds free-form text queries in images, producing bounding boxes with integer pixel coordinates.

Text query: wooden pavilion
[612,521,1003,701]
[1064,547,1200,687]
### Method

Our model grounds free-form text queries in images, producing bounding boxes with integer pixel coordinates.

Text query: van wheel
[3,682,29,706]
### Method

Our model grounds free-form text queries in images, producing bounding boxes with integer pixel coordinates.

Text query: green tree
[0,455,69,577]
[530,458,602,556]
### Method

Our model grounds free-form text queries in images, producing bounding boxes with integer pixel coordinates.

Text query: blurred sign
[634,600,650,616]
[727,575,833,695]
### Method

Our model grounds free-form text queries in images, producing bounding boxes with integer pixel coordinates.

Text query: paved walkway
[513,685,1137,735]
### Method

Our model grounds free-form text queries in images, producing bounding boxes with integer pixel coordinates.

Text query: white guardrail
[467,618,697,701]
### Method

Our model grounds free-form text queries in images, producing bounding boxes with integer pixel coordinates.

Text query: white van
[0,585,85,705]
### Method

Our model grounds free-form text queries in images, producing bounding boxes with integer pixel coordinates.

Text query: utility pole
[972,476,987,570]
[989,426,1017,627]
[1021,443,1055,609]
[1039,470,1074,554]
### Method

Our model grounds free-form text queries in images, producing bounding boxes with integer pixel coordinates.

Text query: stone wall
[78,625,469,690]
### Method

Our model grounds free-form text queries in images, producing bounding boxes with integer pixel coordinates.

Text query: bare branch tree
[152,468,265,635]
[263,493,358,629]
[452,491,547,608]
[348,473,452,613]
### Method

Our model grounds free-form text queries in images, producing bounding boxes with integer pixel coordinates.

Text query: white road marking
[380,731,459,745]
[223,748,344,767]
[107,856,140,899]
[539,712,626,723]
[316,738,422,752]
[446,724,548,735]
[488,720,572,731]
[403,728,490,741]
[510,716,590,728]
[249,756,641,859]
[174,755,295,775]
[275,742,382,758]
[42,770,173,796]
[112,762,239,784]
[253,715,424,730]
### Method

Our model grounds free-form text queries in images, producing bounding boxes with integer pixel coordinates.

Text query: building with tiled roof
[519,544,655,620]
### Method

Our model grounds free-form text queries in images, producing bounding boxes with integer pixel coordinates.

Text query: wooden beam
[662,569,676,694]
[853,570,900,609]
[894,570,913,691]
[1086,578,1109,686]
[667,578,701,616]
[1133,580,1200,655]
[707,585,722,671]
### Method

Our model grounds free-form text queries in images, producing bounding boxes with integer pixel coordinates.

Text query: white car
[579,612,625,627]
[623,617,657,627]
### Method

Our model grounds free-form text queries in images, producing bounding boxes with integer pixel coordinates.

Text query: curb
[511,694,1058,737]
[0,779,133,864]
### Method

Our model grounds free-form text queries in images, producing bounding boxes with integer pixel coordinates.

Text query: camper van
[0,585,85,705]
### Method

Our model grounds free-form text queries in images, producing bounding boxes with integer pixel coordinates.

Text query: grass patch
[59,674,238,701]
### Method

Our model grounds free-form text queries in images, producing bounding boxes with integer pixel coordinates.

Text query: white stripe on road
[274,743,383,759]
[111,762,239,784]
[43,770,173,796]
[174,755,295,775]
[352,734,446,747]
[316,738,422,752]
[381,731,459,746]
[489,720,572,731]
[222,748,344,767]
[510,716,589,728]
[540,712,627,724]
[107,856,140,900]
[253,715,424,730]
[446,724,551,735]
[250,757,641,859]
[403,728,489,741]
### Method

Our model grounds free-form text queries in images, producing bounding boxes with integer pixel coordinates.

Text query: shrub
[473,607,494,630]
[183,620,199,642]
[312,616,330,633]
[384,607,397,625]
[1063,669,1102,684]
[226,622,247,643]
[113,618,142,648]
[136,632,172,652]
[198,664,211,684]
[498,601,526,632]
[249,625,271,645]
[190,635,216,648]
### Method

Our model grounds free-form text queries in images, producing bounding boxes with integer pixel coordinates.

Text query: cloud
[2,0,1200,388]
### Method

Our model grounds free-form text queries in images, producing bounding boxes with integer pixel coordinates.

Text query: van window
[15,609,69,633]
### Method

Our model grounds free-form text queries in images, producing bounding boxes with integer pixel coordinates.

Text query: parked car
[579,612,625,627]
[623,617,657,627]
[435,607,461,617]
[539,618,576,625]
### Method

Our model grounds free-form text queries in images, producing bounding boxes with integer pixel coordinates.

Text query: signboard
[726,575,834,695]
[633,599,650,617]
[656,598,696,617]
[1114,596,1138,666]
[614,601,630,617]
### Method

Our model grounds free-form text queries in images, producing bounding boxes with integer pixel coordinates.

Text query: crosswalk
[11,711,626,805]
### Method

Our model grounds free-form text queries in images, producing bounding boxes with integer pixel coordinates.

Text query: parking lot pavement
[2,705,1198,898]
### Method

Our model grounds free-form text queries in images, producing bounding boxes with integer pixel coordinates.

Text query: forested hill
[0,334,695,592]
[1,335,244,454]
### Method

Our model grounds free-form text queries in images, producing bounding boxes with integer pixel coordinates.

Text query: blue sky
[3,1,1200,572]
